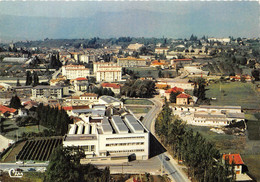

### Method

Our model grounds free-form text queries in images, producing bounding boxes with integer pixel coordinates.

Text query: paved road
[0,163,47,172]
[143,97,190,182]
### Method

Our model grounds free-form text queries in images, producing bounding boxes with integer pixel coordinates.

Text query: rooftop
[223,154,244,165]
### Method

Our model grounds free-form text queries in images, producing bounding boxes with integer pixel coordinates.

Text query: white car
[16,161,24,164]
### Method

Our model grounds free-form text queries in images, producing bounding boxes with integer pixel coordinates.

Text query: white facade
[208,38,231,43]
[79,55,90,63]
[94,62,122,82]
[62,65,90,80]
[63,114,149,161]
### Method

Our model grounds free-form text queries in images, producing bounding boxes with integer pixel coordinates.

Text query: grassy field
[124,99,154,105]
[3,118,48,140]
[206,82,260,109]
[126,106,151,114]
[241,155,260,181]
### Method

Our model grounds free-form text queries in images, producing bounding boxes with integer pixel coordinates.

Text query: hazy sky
[0,1,259,39]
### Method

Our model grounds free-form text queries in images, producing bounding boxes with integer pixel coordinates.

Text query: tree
[9,95,21,109]
[25,71,32,86]
[16,79,21,86]
[33,71,39,86]
[45,146,110,182]
[251,69,259,81]
[0,117,5,133]
[158,70,163,78]
[170,91,180,103]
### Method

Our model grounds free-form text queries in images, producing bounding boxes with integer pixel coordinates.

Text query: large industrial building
[63,97,150,162]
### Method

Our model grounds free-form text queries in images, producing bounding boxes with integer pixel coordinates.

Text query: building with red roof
[176,93,192,105]
[101,83,121,95]
[165,87,184,93]
[0,105,16,117]
[223,154,244,175]
[164,87,184,101]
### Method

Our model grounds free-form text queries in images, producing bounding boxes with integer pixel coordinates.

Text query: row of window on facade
[106,142,144,147]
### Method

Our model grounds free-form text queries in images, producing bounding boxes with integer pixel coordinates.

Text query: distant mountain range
[0,9,257,42]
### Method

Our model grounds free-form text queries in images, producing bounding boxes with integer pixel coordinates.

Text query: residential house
[101,83,121,95]
[164,87,184,101]
[73,77,89,91]
[176,93,192,105]
[222,154,244,175]
[0,105,16,117]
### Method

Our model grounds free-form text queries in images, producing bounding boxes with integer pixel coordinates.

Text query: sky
[0,1,259,40]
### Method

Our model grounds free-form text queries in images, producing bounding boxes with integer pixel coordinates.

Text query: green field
[2,118,48,140]
[206,82,260,109]
[124,99,154,105]
[241,155,260,181]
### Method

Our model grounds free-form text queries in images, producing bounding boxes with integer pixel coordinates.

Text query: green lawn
[124,99,154,105]
[2,118,48,140]
[126,106,151,114]
[206,82,260,109]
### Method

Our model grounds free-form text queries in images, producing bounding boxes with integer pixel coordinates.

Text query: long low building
[172,105,245,126]
[63,113,149,161]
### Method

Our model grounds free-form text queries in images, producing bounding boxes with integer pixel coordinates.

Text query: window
[91,145,95,152]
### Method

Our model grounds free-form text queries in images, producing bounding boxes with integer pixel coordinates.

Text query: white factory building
[172,105,245,126]
[63,97,149,162]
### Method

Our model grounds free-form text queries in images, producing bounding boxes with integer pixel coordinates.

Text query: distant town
[0,36,259,182]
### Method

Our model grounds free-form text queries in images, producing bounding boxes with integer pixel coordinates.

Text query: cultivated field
[16,137,62,161]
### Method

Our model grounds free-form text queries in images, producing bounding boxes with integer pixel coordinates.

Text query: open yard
[206,82,260,109]
[2,118,48,140]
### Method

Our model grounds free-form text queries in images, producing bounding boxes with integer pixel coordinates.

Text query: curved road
[143,97,190,182]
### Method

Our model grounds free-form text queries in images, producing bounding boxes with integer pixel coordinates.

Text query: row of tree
[88,86,115,97]
[45,146,110,182]
[120,79,156,98]
[36,104,72,136]
[155,100,235,181]
[25,71,39,86]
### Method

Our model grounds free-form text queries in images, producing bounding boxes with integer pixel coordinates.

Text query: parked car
[165,156,170,161]
[16,161,24,164]
[27,168,36,172]
[26,160,35,164]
